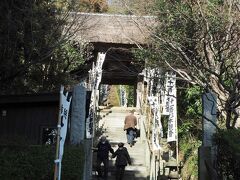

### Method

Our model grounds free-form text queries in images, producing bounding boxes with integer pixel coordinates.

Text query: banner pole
[176,84,179,179]
[54,86,64,180]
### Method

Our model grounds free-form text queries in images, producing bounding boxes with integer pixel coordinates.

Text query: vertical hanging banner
[156,105,163,138]
[86,52,106,139]
[152,109,161,151]
[147,68,165,150]
[59,90,72,160]
[120,85,127,107]
[166,72,177,142]
[148,96,162,150]
[86,106,94,139]
[95,52,106,90]
[162,72,171,115]
[152,127,161,150]
[54,86,72,180]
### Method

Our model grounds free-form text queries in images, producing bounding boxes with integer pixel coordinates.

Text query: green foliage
[149,0,240,128]
[132,48,163,68]
[25,40,92,93]
[178,85,202,139]
[61,146,84,180]
[178,126,200,178]
[177,85,202,178]
[55,41,88,71]
[154,1,194,41]
[180,137,201,162]
[178,122,194,137]
[125,85,134,107]
[181,145,199,179]
[149,1,199,70]
[184,86,202,117]
[214,129,240,179]
[0,0,92,95]
[0,145,84,180]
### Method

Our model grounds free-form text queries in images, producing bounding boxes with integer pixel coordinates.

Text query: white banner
[148,96,158,110]
[95,53,106,90]
[86,52,106,139]
[162,72,171,115]
[156,105,163,138]
[55,86,72,180]
[152,127,161,151]
[166,72,177,142]
[59,90,72,160]
[120,85,127,107]
[86,106,94,139]
[148,96,163,150]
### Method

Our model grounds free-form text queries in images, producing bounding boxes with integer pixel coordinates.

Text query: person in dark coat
[112,142,131,180]
[96,136,114,179]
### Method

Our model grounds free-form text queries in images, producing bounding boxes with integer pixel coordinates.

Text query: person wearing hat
[95,136,114,179]
[112,142,131,180]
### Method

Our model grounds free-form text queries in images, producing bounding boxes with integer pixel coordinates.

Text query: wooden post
[176,91,179,179]
[54,86,64,180]
[176,134,179,179]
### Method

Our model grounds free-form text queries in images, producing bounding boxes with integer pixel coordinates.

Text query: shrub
[214,129,240,179]
[0,145,84,180]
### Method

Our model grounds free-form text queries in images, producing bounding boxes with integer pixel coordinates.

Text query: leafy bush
[180,137,201,179]
[126,85,134,107]
[214,129,240,179]
[177,85,202,179]
[0,145,84,180]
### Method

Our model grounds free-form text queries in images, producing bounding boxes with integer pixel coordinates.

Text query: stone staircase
[92,107,149,180]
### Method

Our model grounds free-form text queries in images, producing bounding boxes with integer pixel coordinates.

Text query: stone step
[92,107,149,180]
[92,165,148,179]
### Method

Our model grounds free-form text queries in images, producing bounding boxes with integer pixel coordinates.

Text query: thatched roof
[70,12,157,44]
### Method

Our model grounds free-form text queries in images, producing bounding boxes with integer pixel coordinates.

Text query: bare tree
[149,0,240,128]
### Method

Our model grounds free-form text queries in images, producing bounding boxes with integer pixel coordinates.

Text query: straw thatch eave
[70,12,157,45]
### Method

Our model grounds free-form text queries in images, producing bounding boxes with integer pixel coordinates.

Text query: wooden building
[71,13,157,85]
[0,93,59,145]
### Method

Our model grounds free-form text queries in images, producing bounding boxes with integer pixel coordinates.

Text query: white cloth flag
[156,105,164,138]
[59,91,72,160]
[56,86,72,180]
[86,109,93,139]
[95,53,106,90]
[152,127,161,150]
[148,96,163,150]
[162,72,171,115]
[86,52,106,139]
[166,72,177,142]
